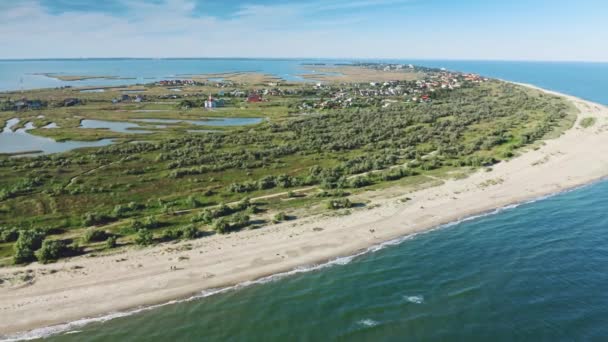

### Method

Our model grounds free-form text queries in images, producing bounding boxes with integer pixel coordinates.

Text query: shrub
[326,198,353,210]
[135,229,154,246]
[315,190,348,198]
[186,195,202,208]
[106,236,117,249]
[13,229,46,264]
[191,210,213,224]
[231,213,250,230]
[112,205,129,217]
[161,229,180,241]
[0,227,19,243]
[143,216,161,229]
[213,218,230,234]
[580,117,597,128]
[257,175,276,190]
[36,239,65,264]
[216,203,233,217]
[273,212,287,223]
[180,224,199,240]
[349,176,374,188]
[82,229,108,243]
[82,212,113,226]
[234,197,252,211]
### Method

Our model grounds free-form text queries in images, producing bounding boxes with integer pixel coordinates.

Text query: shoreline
[7,181,603,341]
[2,84,608,339]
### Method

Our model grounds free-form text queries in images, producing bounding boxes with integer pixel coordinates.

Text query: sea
[3,59,608,341]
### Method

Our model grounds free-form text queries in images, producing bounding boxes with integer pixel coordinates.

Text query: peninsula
[1,64,607,338]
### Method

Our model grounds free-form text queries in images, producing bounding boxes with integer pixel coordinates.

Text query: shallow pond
[0,119,113,156]
[80,119,152,134]
[42,122,59,129]
[132,117,263,126]
[79,88,106,93]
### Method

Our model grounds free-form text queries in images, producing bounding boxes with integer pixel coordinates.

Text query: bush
[213,218,230,234]
[36,239,65,264]
[162,229,181,241]
[349,176,374,188]
[216,203,233,217]
[112,204,129,217]
[82,229,108,243]
[143,216,161,229]
[326,198,353,210]
[0,227,19,243]
[106,236,117,249]
[234,197,252,211]
[135,229,154,246]
[13,229,46,264]
[180,224,199,239]
[257,175,277,190]
[273,212,287,223]
[314,190,349,198]
[186,196,202,208]
[231,213,250,230]
[82,212,114,226]
[191,210,214,224]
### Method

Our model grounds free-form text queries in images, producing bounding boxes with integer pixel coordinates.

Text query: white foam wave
[4,181,601,341]
[358,319,379,328]
[404,295,424,304]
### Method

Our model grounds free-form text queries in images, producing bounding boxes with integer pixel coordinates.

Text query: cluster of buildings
[297,71,487,110]
[111,94,146,104]
[2,98,46,111]
[1,97,85,111]
[157,79,198,86]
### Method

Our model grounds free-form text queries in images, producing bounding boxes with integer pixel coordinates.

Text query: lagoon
[132,117,263,126]
[0,119,113,156]
[79,119,152,134]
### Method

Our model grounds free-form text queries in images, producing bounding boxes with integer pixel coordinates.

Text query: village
[0,64,487,115]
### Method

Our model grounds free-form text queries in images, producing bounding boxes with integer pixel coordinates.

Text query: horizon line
[0,57,607,63]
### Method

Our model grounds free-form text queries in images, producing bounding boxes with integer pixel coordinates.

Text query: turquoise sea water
[38,181,608,342]
[4,60,608,341]
[0,58,338,91]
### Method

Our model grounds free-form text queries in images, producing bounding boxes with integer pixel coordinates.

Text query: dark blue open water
[3,59,608,341]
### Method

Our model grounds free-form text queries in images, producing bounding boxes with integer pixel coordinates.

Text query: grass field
[0,67,577,266]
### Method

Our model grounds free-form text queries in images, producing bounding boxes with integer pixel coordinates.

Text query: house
[121,94,131,102]
[247,94,262,103]
[28,100,44,110]
[231,90,246,97]
[204,95,216,109]
[64,98,80,107]
[134,95,145,103]
[15,100,27,111]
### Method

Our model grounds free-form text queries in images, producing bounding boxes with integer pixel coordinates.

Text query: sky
[0,0,607,61]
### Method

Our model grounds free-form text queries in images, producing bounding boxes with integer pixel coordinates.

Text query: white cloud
[0,0,395,58]
[0,0,605,61]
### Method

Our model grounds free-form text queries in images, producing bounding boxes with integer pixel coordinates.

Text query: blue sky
[0,0,606,61]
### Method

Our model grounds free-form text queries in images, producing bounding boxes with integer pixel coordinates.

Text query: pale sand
[2,84,608,338]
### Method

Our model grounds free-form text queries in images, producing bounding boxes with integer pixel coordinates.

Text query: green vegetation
[13,230,45,264]
[326,198,353,210]
[36,240,65,264]
[0,68,577,265]
[580,117,597,128]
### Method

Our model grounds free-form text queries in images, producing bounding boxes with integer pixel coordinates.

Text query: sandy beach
[2,84,608,339]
